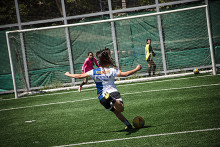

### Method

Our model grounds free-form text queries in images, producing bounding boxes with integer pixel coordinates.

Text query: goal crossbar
[6,5,207,34]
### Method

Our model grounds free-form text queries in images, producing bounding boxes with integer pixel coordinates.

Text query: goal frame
[6,5,216,98]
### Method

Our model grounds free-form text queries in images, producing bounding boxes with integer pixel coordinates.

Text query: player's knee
[114,105,124,112]
[120,106,124,112]
[119,103,124,112]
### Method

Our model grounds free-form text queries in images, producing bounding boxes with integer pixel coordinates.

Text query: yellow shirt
[145,43,153,61]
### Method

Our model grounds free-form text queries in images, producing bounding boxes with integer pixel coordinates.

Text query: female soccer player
[65,48,142,130]
[145,39,156,76]
[79,52,99,92]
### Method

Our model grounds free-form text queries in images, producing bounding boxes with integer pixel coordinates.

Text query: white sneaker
[78,86,82,92]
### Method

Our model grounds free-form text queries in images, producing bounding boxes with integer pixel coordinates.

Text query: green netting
[166,48,212,70]
[1,1,220,92]
[210,0,220,64]
[162,8,209,51]
[0,29,14,91]
[69,22,113,76]
[215,46,220,64]
[8,32,28,90]
[210,0,220,47]
[29,66,70,87]
[115,15,162,72]
[24,28,71,87]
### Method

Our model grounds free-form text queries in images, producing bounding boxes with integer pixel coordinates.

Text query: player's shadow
[98,125,153,135]
[97,122,173,135]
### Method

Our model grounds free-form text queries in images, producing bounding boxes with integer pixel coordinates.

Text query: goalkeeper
[79,52,99,92]
[65,48,142,130]
[145,39,156,76]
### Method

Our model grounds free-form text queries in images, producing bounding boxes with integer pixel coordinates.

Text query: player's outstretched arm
[65,72,89,79]
[119,64,142,77]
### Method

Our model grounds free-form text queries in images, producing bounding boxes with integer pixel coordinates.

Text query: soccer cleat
[125,125,133,130]
[78,86,82,92]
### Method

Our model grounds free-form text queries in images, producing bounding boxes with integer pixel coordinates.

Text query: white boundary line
[53,128,220,146]
[0,83,219,112]
[0,98,96,112]
[1,74,216,101]
[120,83,220,96]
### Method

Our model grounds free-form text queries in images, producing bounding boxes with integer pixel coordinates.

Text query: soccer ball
[193,68,199,74]
[132,116,145,129]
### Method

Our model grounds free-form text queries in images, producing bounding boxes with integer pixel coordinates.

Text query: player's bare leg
[113,109,132,130]
[84,77,88,84]
[113,110,126,122]
[105,93,133,130]
[113,99,124,112]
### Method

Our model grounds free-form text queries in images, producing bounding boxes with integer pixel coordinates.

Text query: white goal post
[6,5,216,98]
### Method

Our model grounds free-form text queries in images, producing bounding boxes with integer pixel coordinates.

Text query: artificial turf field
[0,73,219,146]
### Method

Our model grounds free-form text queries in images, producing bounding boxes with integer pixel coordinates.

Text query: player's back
[87,67,120,99]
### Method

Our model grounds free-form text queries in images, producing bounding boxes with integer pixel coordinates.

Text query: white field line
[0,98,96,112]
[53,128,220,147]
[0,83,219,112]
[120,83,220,96]
[2,74,215,101]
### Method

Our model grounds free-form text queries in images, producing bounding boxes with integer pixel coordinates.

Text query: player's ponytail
[96,48,115,67]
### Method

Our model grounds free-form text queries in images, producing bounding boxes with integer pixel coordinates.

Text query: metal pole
[61,0,75,84]
[15,0,30,90]
[107,0,119,68]
[155,0,167,75]
[99,0,103,18]
[6,32,18,98]
[205,2,216,75]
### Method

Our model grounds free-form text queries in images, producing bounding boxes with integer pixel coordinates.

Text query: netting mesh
[69,22,113,75]
[8,33,27,90]
[0,29,14,91]
[3,2,220,92]
[115,15,162,73]
[25,28,70,87]
[210,0,220,65]
[162,7,211,70]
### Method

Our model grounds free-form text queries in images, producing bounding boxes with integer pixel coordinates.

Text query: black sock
[123,120,131,126]
[80,81,85,87]
[148,69,151,76]
[153,65,156,75]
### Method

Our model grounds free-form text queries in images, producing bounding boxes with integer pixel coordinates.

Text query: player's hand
[65,72,70,76]
[136,64,142,70]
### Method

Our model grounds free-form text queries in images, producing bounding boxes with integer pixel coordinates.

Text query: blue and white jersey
[87,67,121,100]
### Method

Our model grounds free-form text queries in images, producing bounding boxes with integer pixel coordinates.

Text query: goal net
[6,5,215,98]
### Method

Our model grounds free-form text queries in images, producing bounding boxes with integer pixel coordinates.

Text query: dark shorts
[147,56,153,62]
[99,92,123,112]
